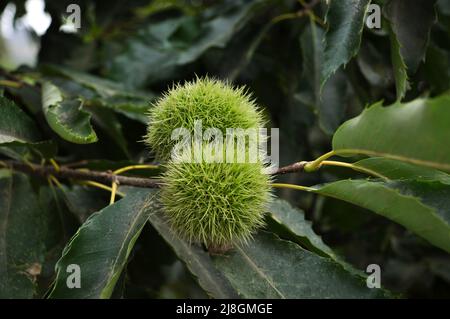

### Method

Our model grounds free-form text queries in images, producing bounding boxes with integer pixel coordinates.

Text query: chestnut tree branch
[1,160,307,189]
[2,161,161,188]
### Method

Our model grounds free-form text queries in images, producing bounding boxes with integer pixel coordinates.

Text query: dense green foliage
[1,0,450,299]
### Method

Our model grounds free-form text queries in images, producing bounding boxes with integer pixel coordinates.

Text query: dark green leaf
[322,0,371,87]
[300,19,348,134]
[0,140,57,161]
[313,179,450,253]
[58,185,110,223]
[438,0,450,16]
[0,96,56,159]
[0,97,55,160]
[0,171,47,298]
[147,197,239,299]
[423,44,450,95]
[48,188,154,298]
[36,185,79,298]
[41,82,98,144]
[144,190,387,298]
[268,199,334,258]
[42,65,155,123]
[357,42,394,88]
[0,96,41,144]
[388,22,409,101]
[213,231,386,298]
[106,0,274,88]
[268,198,374,279]
[332,94,450,172]
[88,106,129,157]
[384,0,437,74]
[354,157,450,184]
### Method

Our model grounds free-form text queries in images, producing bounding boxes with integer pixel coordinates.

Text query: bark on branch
[3,161,161,188]
[2,160,307,189]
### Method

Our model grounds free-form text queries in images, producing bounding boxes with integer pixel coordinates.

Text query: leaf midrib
[315,179,450,253]
[99,197,150,298]
[236,246,286,299]
[334,148,450,172]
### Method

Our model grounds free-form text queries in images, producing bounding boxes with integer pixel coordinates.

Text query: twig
[272,161,308,175]
[2,160,309,188]
[3,161,161,188]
